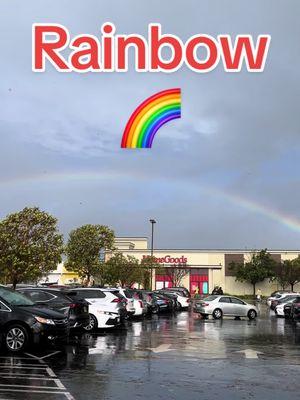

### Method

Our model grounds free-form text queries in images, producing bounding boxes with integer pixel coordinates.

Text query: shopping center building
[47,237,300,296]
[113,237,300,296]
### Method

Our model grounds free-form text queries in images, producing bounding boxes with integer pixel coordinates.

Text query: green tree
[140,256,160,289]
[65,224,115,285]
[230,249,276,296]
[103,253,142,287]
[0,207,63,289]
[282,258,300,291]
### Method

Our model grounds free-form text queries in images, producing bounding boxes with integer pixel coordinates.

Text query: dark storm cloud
[0,0,300,248]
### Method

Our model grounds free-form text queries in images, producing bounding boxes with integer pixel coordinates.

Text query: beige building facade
[115,237,300,296]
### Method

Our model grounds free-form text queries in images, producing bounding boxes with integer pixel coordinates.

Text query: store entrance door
[190,269,209,295]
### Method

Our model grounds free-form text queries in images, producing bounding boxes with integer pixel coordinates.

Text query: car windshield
[203,295,218,302]
[0,287,34,306]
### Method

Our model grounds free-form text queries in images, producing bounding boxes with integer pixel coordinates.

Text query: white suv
[74,288,127,327]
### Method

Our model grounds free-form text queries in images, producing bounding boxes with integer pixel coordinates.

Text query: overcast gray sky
[1,0,300,249]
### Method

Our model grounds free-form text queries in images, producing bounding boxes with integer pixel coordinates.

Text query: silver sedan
[194,295,258,320]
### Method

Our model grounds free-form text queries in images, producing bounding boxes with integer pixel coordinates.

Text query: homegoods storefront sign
[142,255,188,264]
[142,254,209,294]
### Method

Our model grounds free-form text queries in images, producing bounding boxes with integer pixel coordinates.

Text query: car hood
[18,306,66,319]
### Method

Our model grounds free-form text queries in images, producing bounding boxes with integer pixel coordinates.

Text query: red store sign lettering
[142,255,188,264]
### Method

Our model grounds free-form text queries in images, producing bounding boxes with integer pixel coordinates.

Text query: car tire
[248,309,257,320]
[83,314,98,332]
[4,324,29,353]
[212,309,223,320]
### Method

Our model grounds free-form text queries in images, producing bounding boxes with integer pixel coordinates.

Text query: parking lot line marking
[0,389,73,395]
[54,379,66,390]
[0,366,48,370]
[0,374,47,378]
[46,367,57,377]
[0,384,64,389]
[39,351,62,360]
[0,363,48,367]
[24,353,46,363]
[0,375,62,382]
[64,392,76,400]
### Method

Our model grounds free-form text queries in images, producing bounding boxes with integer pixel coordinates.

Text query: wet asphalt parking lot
[0,304,300,400]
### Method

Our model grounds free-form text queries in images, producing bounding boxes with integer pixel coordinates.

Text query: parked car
[0,286,69,352]
[152,293,175,313]
[290,296,300,322]
[132,290,159,315]
[194,295,258,320]
[155,290,181,310]
[72,288,128,322]
[275,295,299,317]
[284,300,295,319]
[163,287,191,298]
[109,288,136,316]
[17,287,90,330]
[270,292,299,310]
[65,289,121,331]
[157,289,190,310]
[267,291,293,307]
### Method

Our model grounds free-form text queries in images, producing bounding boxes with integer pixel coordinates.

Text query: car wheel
[152,305,159,314]
[83,314,98,332]
[212,308,223,320]
[5,324,29,353]
[248,309,257,320]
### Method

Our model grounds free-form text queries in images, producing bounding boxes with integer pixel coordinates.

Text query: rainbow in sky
[121,88,181,148]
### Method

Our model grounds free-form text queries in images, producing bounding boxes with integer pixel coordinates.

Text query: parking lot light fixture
[149,219,156,289]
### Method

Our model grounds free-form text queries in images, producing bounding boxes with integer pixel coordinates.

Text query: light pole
[149,219,156,289]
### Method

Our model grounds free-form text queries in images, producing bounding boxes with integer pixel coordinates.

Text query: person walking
[256,288,262,302]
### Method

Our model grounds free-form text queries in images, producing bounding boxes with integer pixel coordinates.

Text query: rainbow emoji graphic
[121,88,181,148]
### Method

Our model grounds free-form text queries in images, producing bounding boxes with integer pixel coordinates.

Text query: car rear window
[106,291,125,300]
[75,290,106,299]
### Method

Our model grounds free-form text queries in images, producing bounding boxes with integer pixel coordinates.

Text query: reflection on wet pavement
[1,305,300,399]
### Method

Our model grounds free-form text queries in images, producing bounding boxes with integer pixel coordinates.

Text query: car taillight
[111,298,121,303]
[202,303,209,307]
[186,299,190,303]
[139,300,143,308]
[69,303,80,308]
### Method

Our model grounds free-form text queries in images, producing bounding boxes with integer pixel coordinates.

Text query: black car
[155,290,181,310]
[0,286,69,353]
[17,287,90,330]
[163,287,191,298]
[152,293,175,313]
[291,296,300,322]
[132,290,160,314]
[284,301,294,319]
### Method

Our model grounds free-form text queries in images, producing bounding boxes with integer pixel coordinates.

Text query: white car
[194,295,258,320]
[84,303,120,331]
[267,291,293,307]
[268,292,298,309]
[105,288,136,316]
[74,288,127,326]
[159,289,190,310]
[172,292,190,309]
[275,295,300,317]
